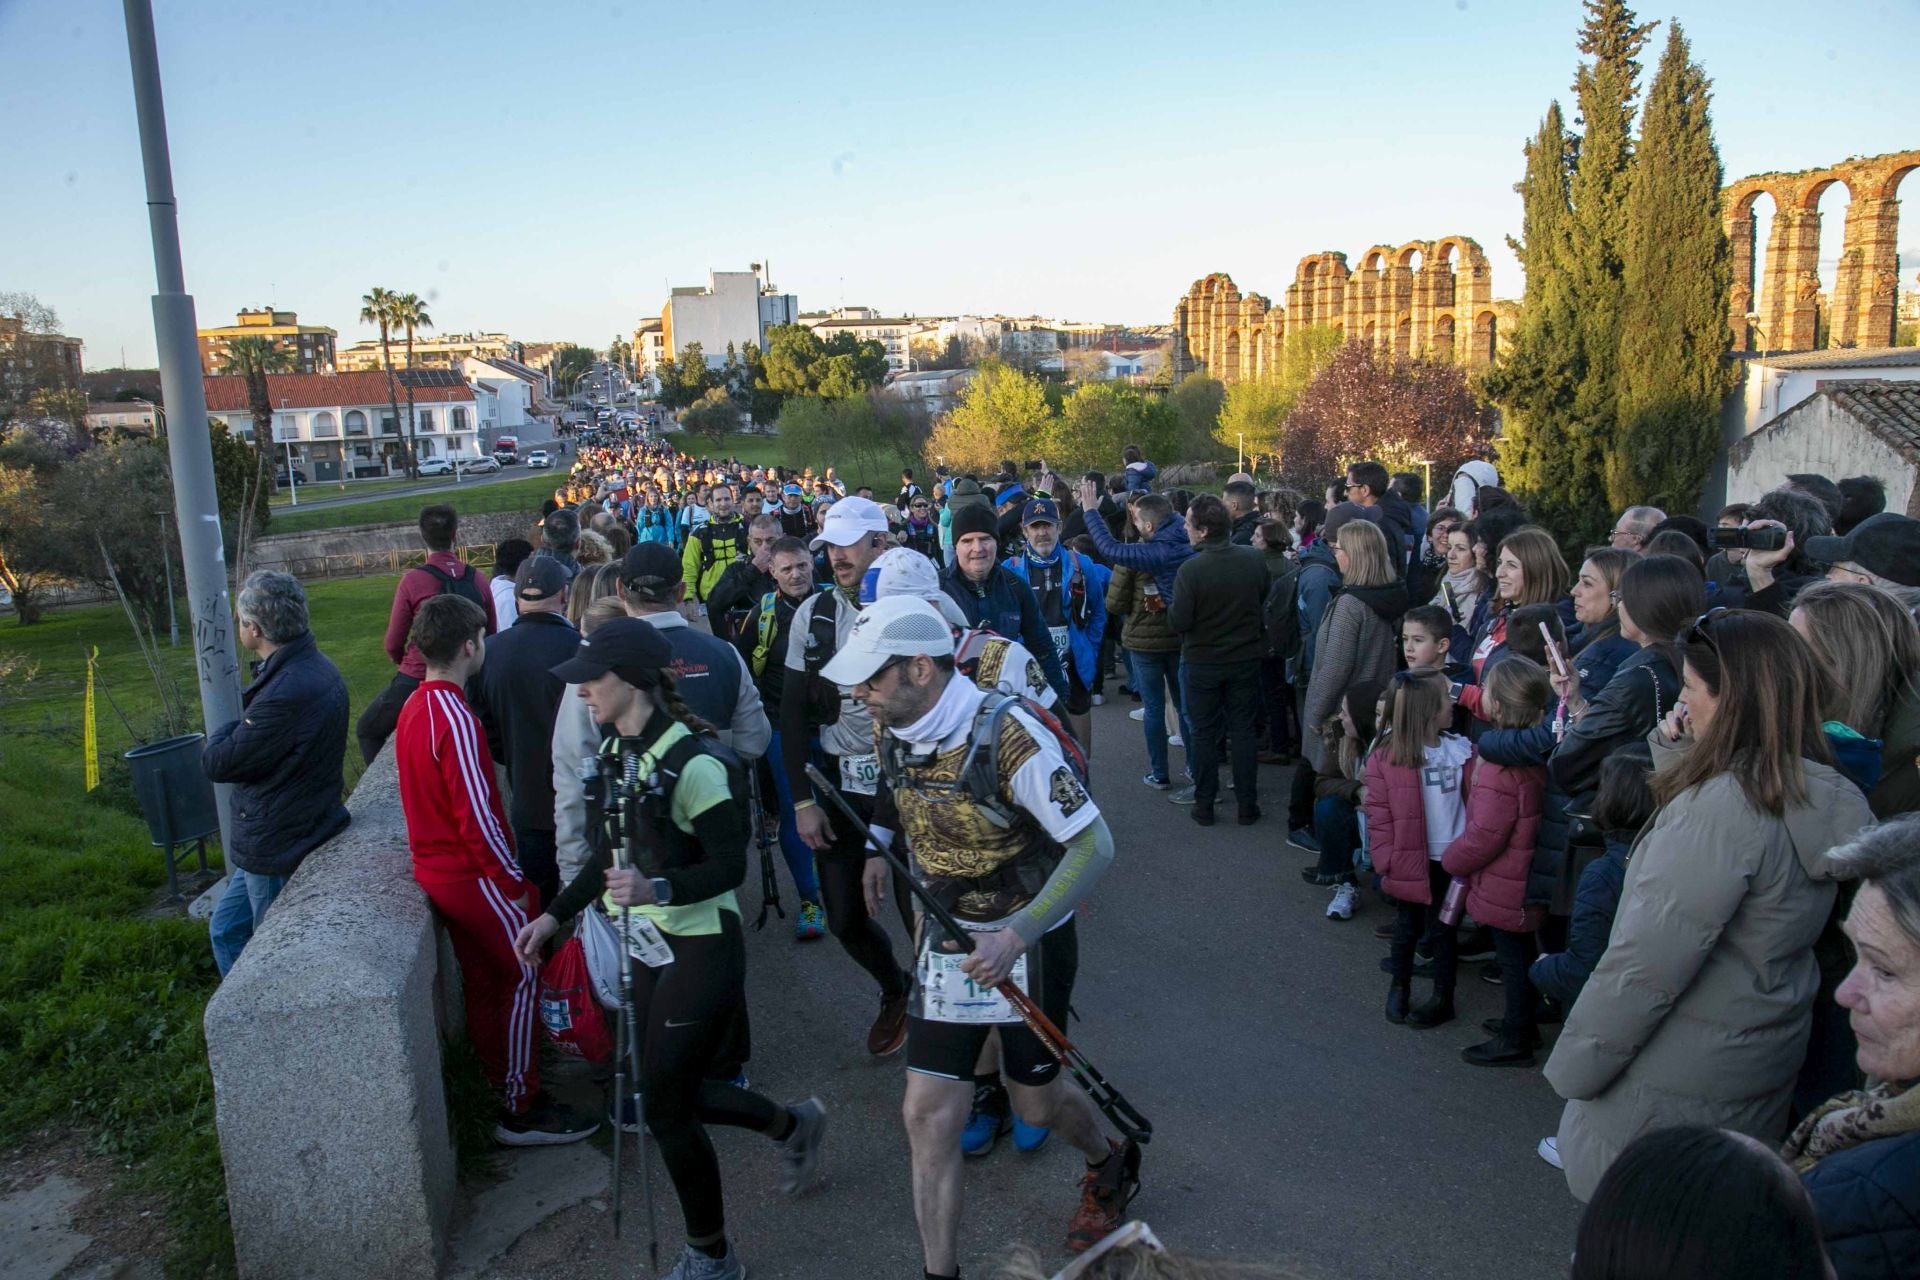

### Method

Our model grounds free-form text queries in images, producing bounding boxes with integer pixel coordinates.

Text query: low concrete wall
[204,748,455,1279]
[251,510,537,577]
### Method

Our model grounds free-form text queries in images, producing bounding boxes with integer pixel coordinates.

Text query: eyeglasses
[1050,1221,1164,1279]
[1685,606,1731,656]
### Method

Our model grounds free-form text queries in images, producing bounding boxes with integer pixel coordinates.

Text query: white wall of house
[222,393,477,478]
[1739,358,1920,439]
[1727,396,1918,515]
[665,270,799,365]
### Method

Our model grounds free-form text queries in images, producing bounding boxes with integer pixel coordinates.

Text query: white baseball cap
[810,495,890,550]
[819,596,957,687]
[861,547,970,629]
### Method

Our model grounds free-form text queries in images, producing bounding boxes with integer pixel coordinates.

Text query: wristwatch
[650,877,674,905]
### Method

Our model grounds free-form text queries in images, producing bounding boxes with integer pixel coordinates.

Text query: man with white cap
[818,595,1136,1276]
[780,495,914,1056]
[861,546,1059,713]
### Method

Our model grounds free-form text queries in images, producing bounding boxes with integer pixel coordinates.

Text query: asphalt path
[274,437,564,513]
[473,695,1583,1279]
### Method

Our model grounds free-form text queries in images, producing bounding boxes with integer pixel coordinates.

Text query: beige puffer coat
[1544,725,1874,1201]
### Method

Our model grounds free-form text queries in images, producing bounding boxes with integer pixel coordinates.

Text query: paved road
[274,438,565,513]
[471,697,1582,1279]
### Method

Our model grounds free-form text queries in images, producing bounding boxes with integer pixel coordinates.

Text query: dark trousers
[1389,861,1458,1000]
[356,672,420,764]
[1492,927,1537,1037]
[512,824,560,914]
[1289,759,1318,833]
[1182,659,1261,808]
[813,778,908,1000]
[1258,657,1295,755]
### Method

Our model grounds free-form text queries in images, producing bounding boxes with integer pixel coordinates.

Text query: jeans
[1388,860,1458,1000]
[1492,927,1537,1037]
[1312,793,1358,882]
[765,730,822,902]
[210,866,289,976]
[1182,659,1261,808]
[512,825,559,914]
[1126,649,1186,783]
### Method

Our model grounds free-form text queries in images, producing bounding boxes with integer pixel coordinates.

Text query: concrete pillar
[1841,195,1902,348]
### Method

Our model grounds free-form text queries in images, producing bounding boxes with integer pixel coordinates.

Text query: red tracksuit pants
[420,874,540,1114]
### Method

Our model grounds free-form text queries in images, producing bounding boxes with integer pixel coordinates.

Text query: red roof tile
[202,371,475,412]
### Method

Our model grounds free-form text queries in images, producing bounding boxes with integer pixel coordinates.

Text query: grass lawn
[0,574,420,1276]
[268,472,563,536]
[675,430,921,494]
[268,474,422,507]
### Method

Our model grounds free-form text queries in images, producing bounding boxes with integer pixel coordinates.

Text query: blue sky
[3,0,1915,368]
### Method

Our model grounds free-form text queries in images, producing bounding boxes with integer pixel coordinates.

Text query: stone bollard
[204,747,454,1279]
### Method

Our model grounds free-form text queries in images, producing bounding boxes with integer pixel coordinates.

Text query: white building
[660,266,799,367]
[203,370,480,480]
[1728,379,1920,515]
[886,368,976,418]
[86,401,160,434]
[1737,348,1920,440]
[800,308,929,373]
[462,354,558,444]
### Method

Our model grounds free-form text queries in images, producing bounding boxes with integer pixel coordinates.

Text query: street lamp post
[280,396,298,507]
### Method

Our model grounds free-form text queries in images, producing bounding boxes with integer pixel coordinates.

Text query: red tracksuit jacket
[395,680,524,892]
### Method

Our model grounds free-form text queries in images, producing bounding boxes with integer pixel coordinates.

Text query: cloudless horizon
[3,0,1915,370]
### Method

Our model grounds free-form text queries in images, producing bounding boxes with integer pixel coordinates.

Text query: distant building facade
[800,308,926,372]
[203,370,479,481]
[660,266,798,367]
[1,316,84,403]
[197,308,337,374]
[1728,378,1920,516]
[336,332,518,372]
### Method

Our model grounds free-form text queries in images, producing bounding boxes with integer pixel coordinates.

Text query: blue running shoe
[1011,1115,1051,1153]
[960,1082,1011,1157]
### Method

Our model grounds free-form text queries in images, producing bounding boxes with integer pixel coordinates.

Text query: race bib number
[840,752,881,796]
[1047,625,1070,665]
[620,914,675,969]
[915,933,1029,1025]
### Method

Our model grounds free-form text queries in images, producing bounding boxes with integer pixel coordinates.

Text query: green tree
[1166,374,1227,462]
[659,342,715,410]
[778,393,926,490]
[392,292,434,468]
[359,287,411,476]
[925,360,1052,475]
[552,343,596,392]
[1613,21,1731,514]
[219,335,293,500]
[1213,326,1346,462]
[681,386,742,446]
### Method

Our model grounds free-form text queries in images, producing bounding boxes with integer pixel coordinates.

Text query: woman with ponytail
[515,617,825,1280]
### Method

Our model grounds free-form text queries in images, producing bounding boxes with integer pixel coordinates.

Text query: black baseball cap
[550,617,671,684]
[1805,512,1920,587]
[618,541,683,589]
[515,556,568,601]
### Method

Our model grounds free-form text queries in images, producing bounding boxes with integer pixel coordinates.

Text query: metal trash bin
[125,733,220,897]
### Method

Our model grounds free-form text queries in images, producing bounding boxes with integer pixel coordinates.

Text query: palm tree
[219,335,295,495]
[391,293,434,469]
[359,287,410,476]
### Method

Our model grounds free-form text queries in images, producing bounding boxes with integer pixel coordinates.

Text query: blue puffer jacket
[1568,628,1637,703]
[201,632,351,876]
[1005,548,1111,685]
[1804,1130,1920,1280]
[1082,510,1195,609]
[939,562,1070,703]
[1293,541,1341,680]
[1529,837,1627,1006]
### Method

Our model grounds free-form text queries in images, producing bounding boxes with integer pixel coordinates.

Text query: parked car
[274,468,307,486]
[458,456,501,474]
[526,449,553,470]
[417,458,454,477]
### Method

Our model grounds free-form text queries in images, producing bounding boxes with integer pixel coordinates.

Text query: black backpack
[1262,562,1304,662]
[798,589,847,727]
[421,562,489,613]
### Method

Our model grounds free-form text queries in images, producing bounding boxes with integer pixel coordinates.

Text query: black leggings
[630,913,787,1243]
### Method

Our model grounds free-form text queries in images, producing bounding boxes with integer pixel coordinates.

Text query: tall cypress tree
[1614,22,1732,513]
[1484,103,1582,535]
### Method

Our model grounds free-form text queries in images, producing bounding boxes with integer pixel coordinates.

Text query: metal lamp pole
[122,0,242,844]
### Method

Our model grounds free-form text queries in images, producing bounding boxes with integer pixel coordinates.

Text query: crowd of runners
[211,414,1920,1279]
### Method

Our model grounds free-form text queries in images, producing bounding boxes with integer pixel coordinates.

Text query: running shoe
[1090,693,1105,706]
[961,1081,1012,1157]
[794,899,826,941]
[1065,1138,1143,1253]
[1286,827,1322,854]
[1012,1115,1051,1152]
[1537,1135,1563,1170]
[1168,733,1184,747]
[494,1095,600,1147]
[662,1242,745,1280]
[1128,707,1146,722]
[1167,785,1197,805]
[1326,883,1357,921]
[868,987,910,1056]
[1140,773,1171,790]
[777,1097,827,1193]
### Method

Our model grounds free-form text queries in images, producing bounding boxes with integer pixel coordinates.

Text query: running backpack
[420,561,488,613]
[1262,562,1304,662]
[884,687,1089,831]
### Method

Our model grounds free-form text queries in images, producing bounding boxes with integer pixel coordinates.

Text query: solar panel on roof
[397,369,466,388]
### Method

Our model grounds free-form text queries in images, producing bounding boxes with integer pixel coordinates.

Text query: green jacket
[1105,564,1180,655]
[1874,672,1920,819]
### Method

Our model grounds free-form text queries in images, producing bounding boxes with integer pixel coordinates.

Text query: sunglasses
[1051,1221,1164,1278]
[1685,606,1732,656]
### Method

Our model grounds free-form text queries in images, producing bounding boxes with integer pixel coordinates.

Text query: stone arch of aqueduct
[1174,149,1918,385]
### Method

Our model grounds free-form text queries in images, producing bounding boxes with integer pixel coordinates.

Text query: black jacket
[201,632,350,876]
[472,610,580,833]
[707,559,773,647]
[1229,509,1261,546]
[1548,646,1677,799]
[1804,1131,1920,1280]
[1167,537,1270,665]
[1529,838,1627,1006]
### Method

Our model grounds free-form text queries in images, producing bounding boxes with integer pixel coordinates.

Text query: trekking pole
[804,765,1153,1145]
[747,765,783,930]
[608,756,659,1267]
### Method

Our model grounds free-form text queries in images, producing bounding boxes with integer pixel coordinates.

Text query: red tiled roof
[202,371,475,412]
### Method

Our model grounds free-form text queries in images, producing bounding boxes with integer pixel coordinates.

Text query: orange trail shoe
[1065,1137,1143,1253]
